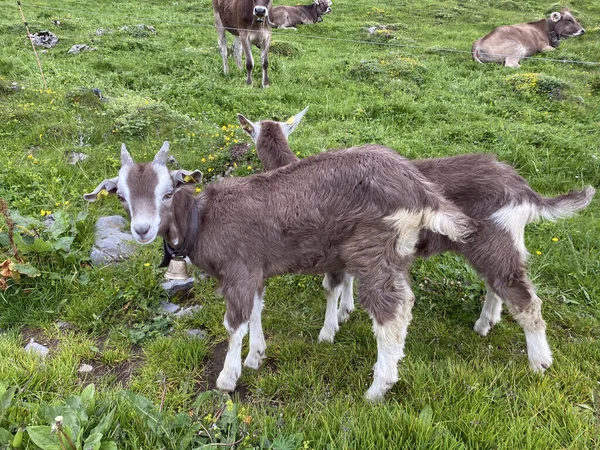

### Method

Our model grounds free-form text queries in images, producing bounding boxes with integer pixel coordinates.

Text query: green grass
[1,0,599,448]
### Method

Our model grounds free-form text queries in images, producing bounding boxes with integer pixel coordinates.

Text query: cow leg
[214,13,229,74]
[337,273,355,324]
[318,272,344,343]
[260,35,271,88]
[473,284,503,336]
[244,288,267,369]
[232,36,243,69]
[504,57,521,68]
[239,33,254,86]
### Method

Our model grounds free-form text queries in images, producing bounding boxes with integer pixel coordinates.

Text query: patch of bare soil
[198,340,249,401]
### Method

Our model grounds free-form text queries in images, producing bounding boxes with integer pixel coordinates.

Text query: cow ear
[550,12,561,22]
[83,177,119,202]
[237,114,261,142]
[171,169,203,188]
[280,106,309,138]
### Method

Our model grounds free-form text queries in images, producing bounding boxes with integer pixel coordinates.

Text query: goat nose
[134,224,150,238]
[254,6,266,15]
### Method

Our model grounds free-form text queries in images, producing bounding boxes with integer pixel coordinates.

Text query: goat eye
[117,194,125,202]
[163,192,173,200]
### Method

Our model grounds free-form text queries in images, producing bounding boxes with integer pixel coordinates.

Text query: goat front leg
[473,284,503,336]
[216,318,248,392]
[244,289,266,369]
[319,273,343,343]
[232,36,243,69]
[337,273,355,324]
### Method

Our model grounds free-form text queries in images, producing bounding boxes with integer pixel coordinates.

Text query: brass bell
[164,258,190,280]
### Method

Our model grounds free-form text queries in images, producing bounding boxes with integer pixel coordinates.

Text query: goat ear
[171,169,203,187]
[153,141,170,166]
[237,114,260,142]
[121,143,134,167]
[550,12,561,22]
[83,177,119,202]
[280,106,309,138]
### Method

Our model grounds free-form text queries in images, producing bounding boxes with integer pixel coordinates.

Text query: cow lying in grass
[472,8,585,67]
[237,108,595,373]
[85,142,474,401]
[271,0,332,30]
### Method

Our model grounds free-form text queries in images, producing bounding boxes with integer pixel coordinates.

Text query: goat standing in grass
[237,108,596,373]
[213,0,273,87]
[85,142,474,400]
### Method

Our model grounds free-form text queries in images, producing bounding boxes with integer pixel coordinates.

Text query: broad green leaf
[52,236,74,253]
[90,408,115,437]
[83,432,103,450]
[9,262,40,278]
[98,441,118,450]
[418,404,434,424]
[0,233,9,247]
[0,386,17,413]
[25,238,54,254]
[26,426,62,450]
[0,427,11,444]
[81,384,95,414]
[46,211,70,239]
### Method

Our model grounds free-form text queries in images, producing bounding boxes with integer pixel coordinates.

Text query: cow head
[252,0,273,24]
[315,0,332,19]
[550,8,585,38]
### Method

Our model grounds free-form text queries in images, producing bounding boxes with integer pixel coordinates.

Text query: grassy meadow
[0,0,599,448]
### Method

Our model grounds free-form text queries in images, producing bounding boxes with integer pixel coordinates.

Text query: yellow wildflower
[535,250,542,255]
[551,237,559,242]
[247,166,252,170]
[201,158,206,162]
[144,263,151,267]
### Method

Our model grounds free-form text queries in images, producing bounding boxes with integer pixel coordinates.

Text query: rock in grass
[162,277,195,297]
[159,301,181,314]
[68,44,97,54]
[31,31,58,48]
[78,364,93,373]
[25,339,49,359]
[174,305,202,318]
[186,329,206,339]
[66,152,89,165]
[90,216,137,266]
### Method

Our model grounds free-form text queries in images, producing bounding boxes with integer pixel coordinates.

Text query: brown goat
[271,0,332,30]
[238,109,596,372]
[84,142,474,400]
[213,0,273,87]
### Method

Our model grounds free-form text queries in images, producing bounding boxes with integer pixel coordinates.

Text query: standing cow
[213,0,273,87]
[472,8,585,67]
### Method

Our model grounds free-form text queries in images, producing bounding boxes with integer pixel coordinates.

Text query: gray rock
[31,30,58,48]
[174,305,202,318]
[66,152,89,165]
[25,339,49,359]
[56,321,74,330]
[78,364,94,373]
[186,329,206,339]
[68,44,97,54]
[162,277,195,297]
[90,216,137,266]
[159,301,181,314]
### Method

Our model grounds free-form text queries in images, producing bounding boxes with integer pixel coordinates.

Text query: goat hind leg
[244,289,267,369]
[337,273,355,324]
[214,14,229,74]
[232,36,242,69]
[319,273,343,343]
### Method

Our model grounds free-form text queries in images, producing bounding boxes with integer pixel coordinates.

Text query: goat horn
[153,141,170,165]
[121,143,134,166]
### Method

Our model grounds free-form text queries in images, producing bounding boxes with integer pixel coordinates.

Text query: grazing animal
[238,108,596,372]
[472,8,585,67]
[84,142,474,401]
[271,0,332,30]
[213,0,273,87]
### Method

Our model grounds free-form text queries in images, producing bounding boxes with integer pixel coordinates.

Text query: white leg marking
[233,36,243,69]
[474,286,503,336]
[525,329,552,372]
[319,277,341,343]
[337,274,355,324]
[244,291,266,369]
[365,282,414,401]
[216,320,248,392]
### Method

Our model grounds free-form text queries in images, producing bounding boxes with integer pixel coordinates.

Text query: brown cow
[271,0,332,30]
[472,8,585,67]
[213,0,273,87]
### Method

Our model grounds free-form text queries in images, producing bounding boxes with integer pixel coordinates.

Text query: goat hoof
[216,370,239,392]
[473,319,491,336]
[244,351,265,370]
[318,326,337,343]
[337,307,354,324]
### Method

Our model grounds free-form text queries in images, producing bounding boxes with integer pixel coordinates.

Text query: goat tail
[423,204,476,244]
[536,185,595,222]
